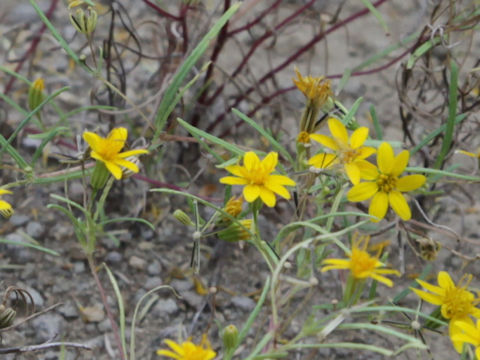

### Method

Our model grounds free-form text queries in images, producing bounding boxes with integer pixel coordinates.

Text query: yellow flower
[308,118,376,184]
[347,142,426,222]
[157,336,216,360]
[321,234,400,287]
[293,68,332,108]
[83,127,149,180]
[452,319,480,357]
[0,189,14,219]
[411,271,480,352]
[220,152,295,207]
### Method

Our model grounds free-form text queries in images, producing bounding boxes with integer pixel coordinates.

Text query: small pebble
[129,255,147,270]
[26,221,46,238]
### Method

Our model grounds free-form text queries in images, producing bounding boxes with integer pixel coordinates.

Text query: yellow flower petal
[356,146,376,160]
[261,152,278,173]
[410,288,443,305]
[415,279,444,295]
[369,191,388,222]
[105,161,123,180]
[309,134,339,151]
[106,127,128,154]
[377,142,394,174]
[308,153,337,169]
[0,189,13,195]
[114,158,140,173]
[244,152,260,172]
[437,271,454,289]
[83,131,102,152]
[117,149,149,158]
[457,150,478,158]
[370,273,394,287]
[388,190,411,220]
[259,188,276,207]
[350,127,369,149]
[357,160,378,180]
[392,150,410,176]
[267,174,296,186]
[396,175,426,192]
[224,165,246,178]
[0,200,12,211]
[328,118,348,145]
[243,184,260,202]
[220,176,248,185]
[264,181,291,199]
[344,162,361,185]
[347,182,378,202]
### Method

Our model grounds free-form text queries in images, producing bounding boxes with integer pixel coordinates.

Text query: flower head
[411,271,480,352]
[157,336,216,360]
[308,118,376,184]
[412,271,480,322]
[293,68,332,109]
[452,319,480,357]
[83,127,148,180]
[220,152,295,207]
[347,142,426,222]
[321,234,400,287]
[0,189,14,219]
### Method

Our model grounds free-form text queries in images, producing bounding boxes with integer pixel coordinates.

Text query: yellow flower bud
[222,324,239,351]
[28,78,45,113]
[218,219,252,242]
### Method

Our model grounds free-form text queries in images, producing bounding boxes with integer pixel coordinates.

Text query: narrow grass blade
[232,108,294,164]
[176,117,244,156]
[433,62,459,169]
[153,3,241,135]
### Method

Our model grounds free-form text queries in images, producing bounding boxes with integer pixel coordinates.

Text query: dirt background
[1,0,480,359]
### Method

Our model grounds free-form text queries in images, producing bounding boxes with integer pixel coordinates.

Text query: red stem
[142,0,182,21]
[208,0,388,133]
[3,0,59,95]
[191,0,231,127]
[226,0,282,36]
[204,0,315,107]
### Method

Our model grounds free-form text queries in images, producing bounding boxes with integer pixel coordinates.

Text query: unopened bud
[173,209,194,227]
[28,78,45,116]
[90,161,110,190]
[221,196,243,222]
[222,324,238,351]
[69,6,97,36]
[218,219,252,242]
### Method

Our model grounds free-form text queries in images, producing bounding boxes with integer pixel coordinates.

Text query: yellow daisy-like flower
[219,152,296,208]
[83,127,149,180]
[157,336,216,360]
[0,189,14,219]
[347,142,426,222]
[321,234,400,287]
[293,68,332,108]
[452,319,480,357]
[308,118,376,184]
[412,271,480,352]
